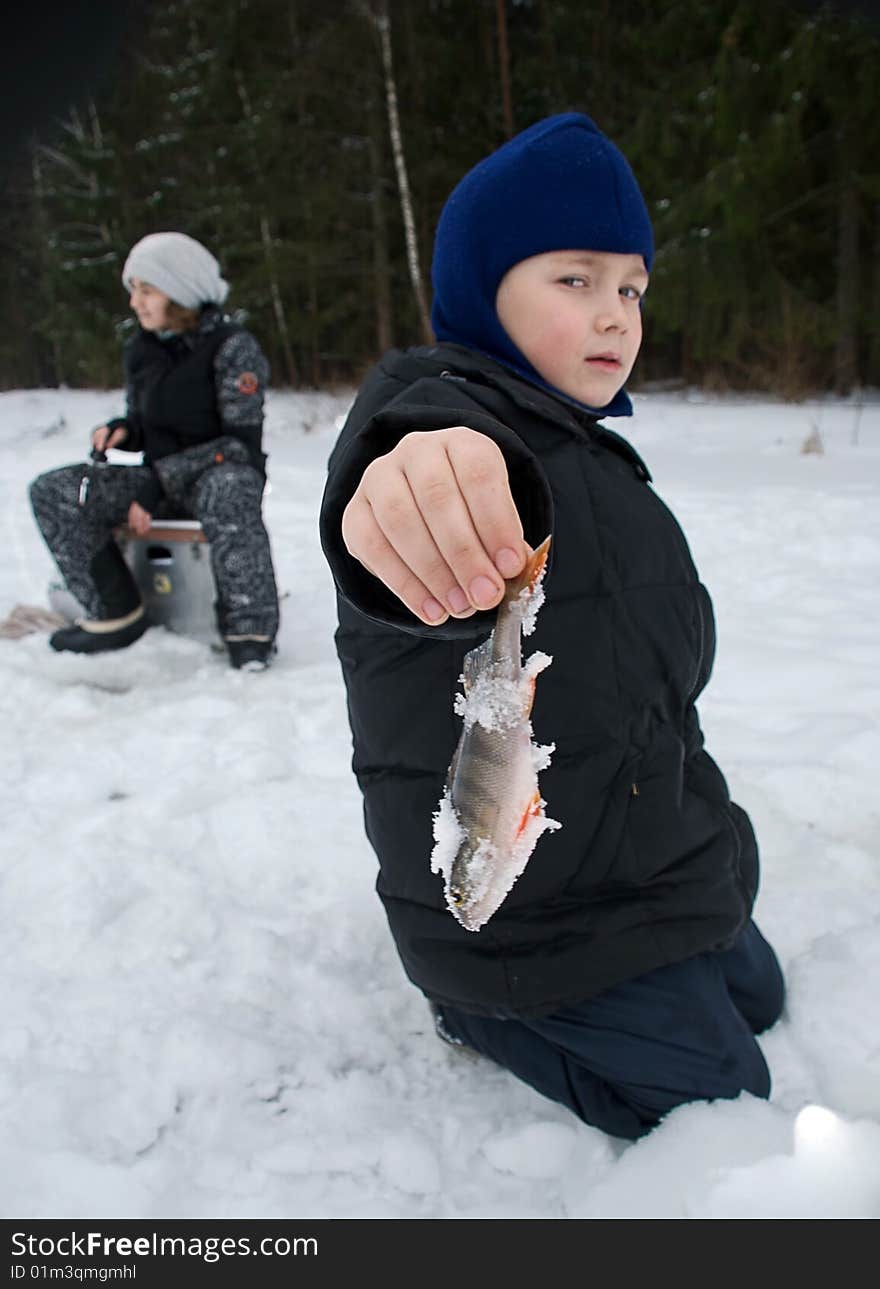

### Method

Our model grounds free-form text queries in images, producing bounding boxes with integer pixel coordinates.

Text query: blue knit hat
[431,113,653,417]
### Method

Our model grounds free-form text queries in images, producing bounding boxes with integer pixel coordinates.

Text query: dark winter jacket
[320,343,759,1019]
[107,307,270,512]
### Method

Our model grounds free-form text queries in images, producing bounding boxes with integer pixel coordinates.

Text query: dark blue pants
[438,920,785,1140]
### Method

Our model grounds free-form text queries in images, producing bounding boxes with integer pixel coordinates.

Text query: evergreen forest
[1,0,878,398]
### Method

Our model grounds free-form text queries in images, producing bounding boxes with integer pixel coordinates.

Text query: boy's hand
[341,427,527,625]
[92,423,128,453]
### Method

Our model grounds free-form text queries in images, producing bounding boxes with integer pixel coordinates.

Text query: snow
[516,556,546,637]
[1,384,879,1219]
[452,648,553,735]
[430,788,467,883]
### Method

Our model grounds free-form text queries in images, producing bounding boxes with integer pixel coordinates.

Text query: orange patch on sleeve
[237,371,259,395]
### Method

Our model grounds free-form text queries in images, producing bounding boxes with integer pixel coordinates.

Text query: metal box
[117,519,218,643]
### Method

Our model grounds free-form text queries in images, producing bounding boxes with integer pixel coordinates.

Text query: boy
[319,114,784,1139]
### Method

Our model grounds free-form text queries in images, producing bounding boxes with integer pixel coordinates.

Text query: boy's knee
[754,943,786,1034]
[722,922,787,1035]
[723,1035,771,1101]
[618,1039,771,1129]
[748,965,786,1037]
[700,1027,773,1104]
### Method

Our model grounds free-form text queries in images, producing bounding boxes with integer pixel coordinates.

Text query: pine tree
[2,0,877,394]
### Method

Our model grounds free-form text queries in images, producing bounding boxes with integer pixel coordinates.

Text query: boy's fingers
[444,435,526,582]
[358,472,478,618]
[400,449,506,612]
[343,427,527,621]
[342,499,450,625]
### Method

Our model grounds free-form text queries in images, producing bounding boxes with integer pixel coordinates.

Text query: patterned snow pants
[30,460,280,639]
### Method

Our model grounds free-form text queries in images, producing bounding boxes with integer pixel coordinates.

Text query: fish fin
[503,535,551,604]
[515,791,543,838]
[526,674,538,717]
[445,737,462,793]
[462,635,494,695]
[520,649,554,717]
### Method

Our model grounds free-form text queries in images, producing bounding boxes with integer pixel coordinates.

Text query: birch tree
[362,0,433,344]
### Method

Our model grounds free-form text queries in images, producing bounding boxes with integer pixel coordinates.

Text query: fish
[430,535,560,932]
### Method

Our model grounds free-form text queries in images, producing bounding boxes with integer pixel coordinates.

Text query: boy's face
[495,250,649,406]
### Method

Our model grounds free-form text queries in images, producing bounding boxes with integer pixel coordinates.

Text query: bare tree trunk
[367,103,393,354]
[834,164,859,395]
[869,203,880,389]
[779,278,804,401]
[234,67,299,386]
[495,0,514,139]
[31,152,63,386]
[402,1,433,294]
[288,0,321,385]
[260,214,299,387]
[87,97,103,149]
[372,0,433,344]
[86,98,115,252]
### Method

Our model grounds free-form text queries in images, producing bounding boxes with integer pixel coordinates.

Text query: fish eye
[450,888,463,905]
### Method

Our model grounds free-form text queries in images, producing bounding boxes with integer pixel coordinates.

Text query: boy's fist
[342,426,527,625]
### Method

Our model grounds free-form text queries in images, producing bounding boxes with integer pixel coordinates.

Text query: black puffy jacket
[320,343,758,1018]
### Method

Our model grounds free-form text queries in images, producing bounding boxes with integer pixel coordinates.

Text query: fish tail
[504,535,551,603]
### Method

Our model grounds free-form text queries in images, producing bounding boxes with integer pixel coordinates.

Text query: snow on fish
[430,536,561,932]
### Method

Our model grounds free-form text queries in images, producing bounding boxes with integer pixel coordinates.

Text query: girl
[31,231,279,670]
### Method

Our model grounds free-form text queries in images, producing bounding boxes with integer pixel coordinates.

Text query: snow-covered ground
[1,384,878,1219]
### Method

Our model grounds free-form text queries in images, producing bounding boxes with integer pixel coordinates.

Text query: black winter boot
[50,606,149,654]
[429,1003,479,1058]
[226,637,276,672]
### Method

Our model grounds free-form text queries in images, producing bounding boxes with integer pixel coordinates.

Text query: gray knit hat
[121,232,229,308]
